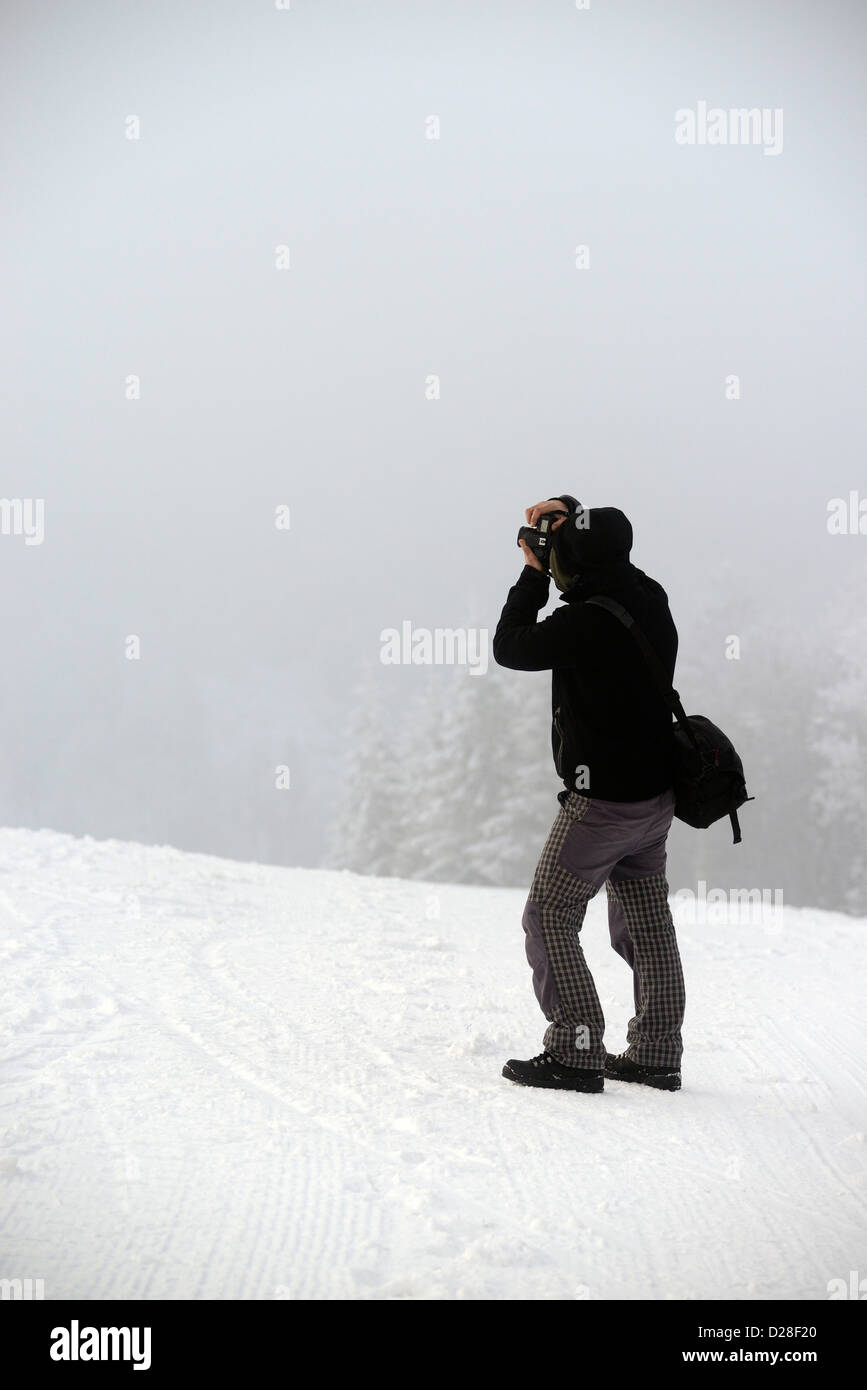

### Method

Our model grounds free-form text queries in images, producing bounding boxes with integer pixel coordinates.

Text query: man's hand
[525,499,569,527]
[518,538,545,571]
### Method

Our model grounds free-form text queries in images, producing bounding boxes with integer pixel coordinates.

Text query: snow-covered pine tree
[324,659,412,876]
[809,602,867,914]
[465,664,561,887]
[395,666,486,883]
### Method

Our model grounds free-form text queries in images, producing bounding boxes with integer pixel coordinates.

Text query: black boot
[604,1051,681,1091]
[502,1050,604,1092]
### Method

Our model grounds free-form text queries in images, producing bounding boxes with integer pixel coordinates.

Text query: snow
[1,827,864,1301]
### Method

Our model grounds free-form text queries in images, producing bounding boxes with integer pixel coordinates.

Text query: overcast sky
[2,0,865,865]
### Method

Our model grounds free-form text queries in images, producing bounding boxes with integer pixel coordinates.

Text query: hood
[551,506,634,595]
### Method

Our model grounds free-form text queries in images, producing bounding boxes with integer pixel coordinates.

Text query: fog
[2,0,865,906]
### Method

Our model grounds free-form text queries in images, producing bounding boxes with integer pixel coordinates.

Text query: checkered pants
[521,789,685,1070]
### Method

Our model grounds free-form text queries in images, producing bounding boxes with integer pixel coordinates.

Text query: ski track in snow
[0,827,864,1300]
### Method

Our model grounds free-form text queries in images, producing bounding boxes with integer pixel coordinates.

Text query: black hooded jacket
[493,500,677,802]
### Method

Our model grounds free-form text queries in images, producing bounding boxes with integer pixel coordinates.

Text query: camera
[517,515,556,568]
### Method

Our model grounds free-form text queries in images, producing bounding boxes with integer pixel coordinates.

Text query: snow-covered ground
[0,827,864,1301]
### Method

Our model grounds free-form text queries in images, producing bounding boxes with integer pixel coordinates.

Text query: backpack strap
[730,810,742,845]
[584,594,698,748]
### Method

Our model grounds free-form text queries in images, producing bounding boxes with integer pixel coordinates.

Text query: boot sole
[502,1064,604,1093]
[604,1066,681,1092]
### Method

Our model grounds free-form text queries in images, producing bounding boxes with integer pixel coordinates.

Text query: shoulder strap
[586,595,747,843]
[584,594,694,737]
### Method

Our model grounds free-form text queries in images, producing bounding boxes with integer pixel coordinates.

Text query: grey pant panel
[606,885,640,1012]
[556,788,675,886]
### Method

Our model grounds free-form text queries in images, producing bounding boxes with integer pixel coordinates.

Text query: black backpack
[585,595,754,844]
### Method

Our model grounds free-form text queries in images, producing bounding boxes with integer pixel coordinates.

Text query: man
[493,495,685,1093]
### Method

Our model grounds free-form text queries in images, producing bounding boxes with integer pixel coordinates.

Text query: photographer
[493,495,685,1093]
